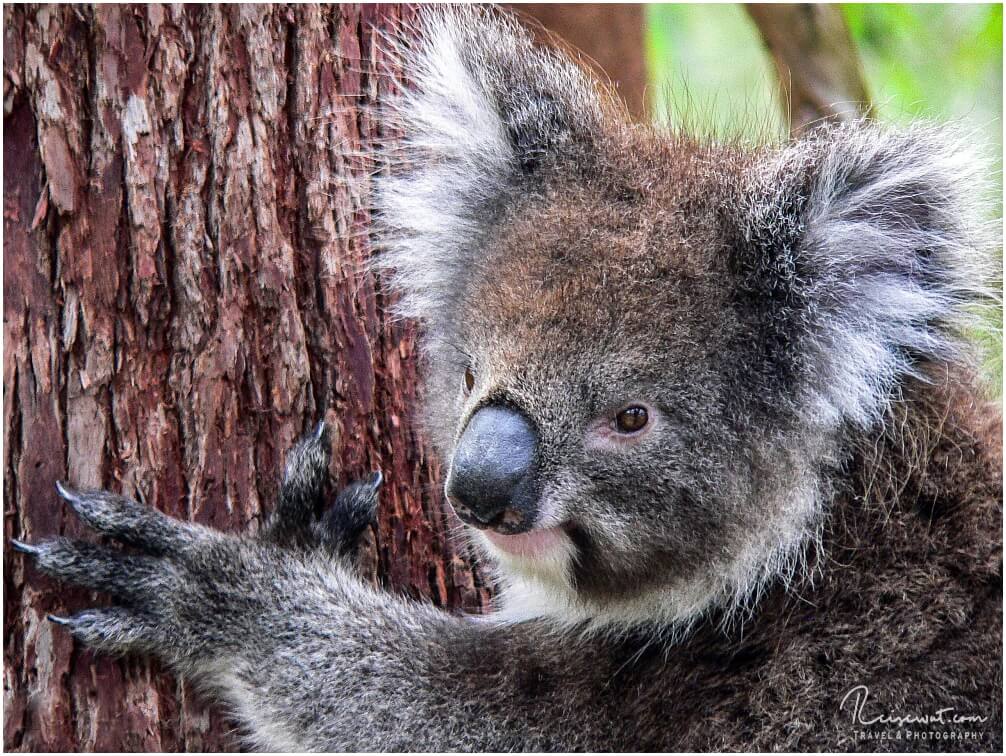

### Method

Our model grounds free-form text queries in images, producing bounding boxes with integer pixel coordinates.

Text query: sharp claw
[367,470,383,491]
[55,481,80,504]
[10,539,40,556]
[46,614,73,627]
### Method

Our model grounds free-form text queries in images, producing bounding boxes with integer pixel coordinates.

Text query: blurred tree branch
[514,3,649,121]
[746,3,871,135]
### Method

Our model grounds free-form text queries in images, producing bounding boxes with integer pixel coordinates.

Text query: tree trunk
[746,3,871,134]
[3,4,490,750]
[515,3,649,121]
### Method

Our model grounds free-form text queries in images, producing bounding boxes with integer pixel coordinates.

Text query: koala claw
[54,480,79,503]
[10,539,40,555]
[45,607,175,658]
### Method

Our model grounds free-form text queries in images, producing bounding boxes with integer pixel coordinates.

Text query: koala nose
[446,405,539,533]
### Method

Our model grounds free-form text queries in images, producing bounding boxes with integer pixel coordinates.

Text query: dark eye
[463,366,475,395]
[614,405,648,434]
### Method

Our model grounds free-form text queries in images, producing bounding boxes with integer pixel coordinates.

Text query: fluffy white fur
[372,7,607,324]
[749,123,995,432]
[372,10,517,323]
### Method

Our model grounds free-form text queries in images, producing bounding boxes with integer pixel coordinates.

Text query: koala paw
[11,422,383,663]
[264,422,381,554]
[11,485,225,660]
[317,470,382,556]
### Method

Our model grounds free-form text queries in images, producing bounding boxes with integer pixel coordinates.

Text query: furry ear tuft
[741,122,996,429]
[371,6,614,325]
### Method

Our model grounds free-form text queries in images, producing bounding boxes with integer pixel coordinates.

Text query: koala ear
[738,123,994,428]
[372,6,614,323]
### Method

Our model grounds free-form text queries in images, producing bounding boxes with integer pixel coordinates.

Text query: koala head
[373,8,992,630]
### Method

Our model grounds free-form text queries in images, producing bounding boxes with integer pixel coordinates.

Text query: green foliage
[644,4,786,141]
[843,4,1001,136]
[646,3,1003,392]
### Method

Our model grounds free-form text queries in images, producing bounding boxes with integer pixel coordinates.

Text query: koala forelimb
[14,428,607,751]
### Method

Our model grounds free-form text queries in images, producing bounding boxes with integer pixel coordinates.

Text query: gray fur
[15,6,1000,751]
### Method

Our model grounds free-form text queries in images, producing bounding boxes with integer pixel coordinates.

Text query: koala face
[439,160,750,593]
[417,140,823,623]
[375,8,990,627]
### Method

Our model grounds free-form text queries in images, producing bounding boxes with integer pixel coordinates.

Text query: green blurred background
[645,3,1003,391]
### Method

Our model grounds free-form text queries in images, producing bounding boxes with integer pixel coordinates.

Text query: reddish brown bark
[3,4,489,750]
[516,3,649,121]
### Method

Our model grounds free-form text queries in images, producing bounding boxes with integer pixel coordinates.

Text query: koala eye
[614,405,648,434]
[463,366,476,396]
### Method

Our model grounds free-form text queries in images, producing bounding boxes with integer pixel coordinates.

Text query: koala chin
[17,6,1001,751]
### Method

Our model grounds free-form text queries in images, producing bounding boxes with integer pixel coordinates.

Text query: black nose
[446,405,539,533]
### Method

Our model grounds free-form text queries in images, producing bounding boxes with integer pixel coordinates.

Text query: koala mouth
[481,524,570,559]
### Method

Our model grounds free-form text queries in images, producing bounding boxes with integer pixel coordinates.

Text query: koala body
[16,7,1002,751]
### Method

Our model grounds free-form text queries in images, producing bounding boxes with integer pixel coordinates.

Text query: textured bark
[516,3,648,121]
[3,4,490,751]
[746,3,871,134]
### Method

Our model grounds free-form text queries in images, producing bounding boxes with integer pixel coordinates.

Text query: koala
[13,6,1002,751]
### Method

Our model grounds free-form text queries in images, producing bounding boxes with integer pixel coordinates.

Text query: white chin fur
[477,461,825,639]
[477,528,576,597]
